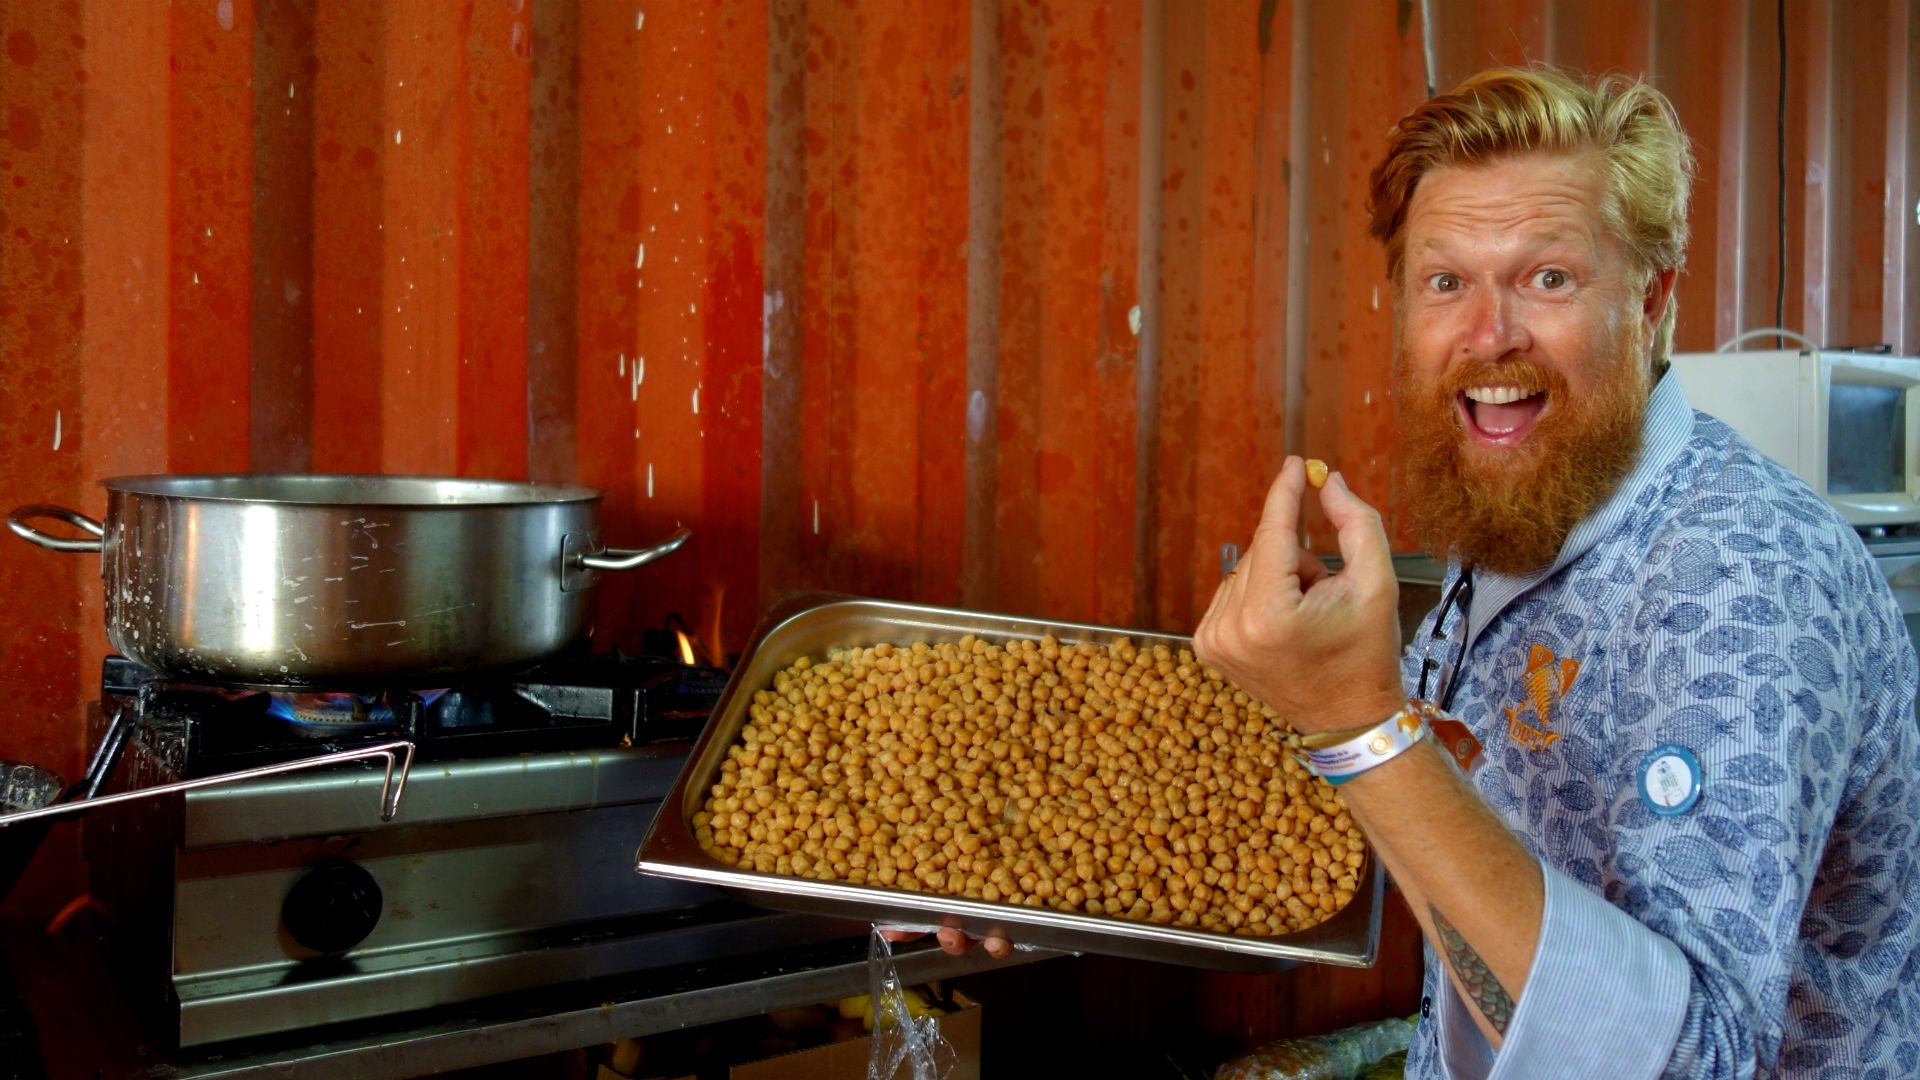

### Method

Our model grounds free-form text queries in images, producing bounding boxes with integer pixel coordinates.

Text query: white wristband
[1300,700,1437,785]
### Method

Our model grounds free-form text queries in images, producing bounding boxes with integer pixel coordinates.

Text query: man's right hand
[1192,456,1406,736]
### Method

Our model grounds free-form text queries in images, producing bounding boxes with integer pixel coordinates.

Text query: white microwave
[1668,349,1920,530]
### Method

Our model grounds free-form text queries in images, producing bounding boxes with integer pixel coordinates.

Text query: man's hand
[878,927,1013,959]
[1193,457,1406,736]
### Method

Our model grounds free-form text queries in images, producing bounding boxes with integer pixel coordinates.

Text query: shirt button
[1421,994,1432,1018]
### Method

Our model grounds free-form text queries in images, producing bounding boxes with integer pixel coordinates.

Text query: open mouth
[1460,385,1546,444]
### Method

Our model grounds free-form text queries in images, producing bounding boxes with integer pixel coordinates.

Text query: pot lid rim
[96,473,606,506]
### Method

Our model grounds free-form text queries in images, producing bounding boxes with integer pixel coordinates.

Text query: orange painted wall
[3,0,1917,963]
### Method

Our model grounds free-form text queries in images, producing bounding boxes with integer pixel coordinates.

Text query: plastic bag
[1360,1050,1408,1079]
[865,928,957,1080]
[1213,1016,1417,1080]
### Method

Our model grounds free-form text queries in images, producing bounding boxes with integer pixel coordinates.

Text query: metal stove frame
[81,673,867,1051]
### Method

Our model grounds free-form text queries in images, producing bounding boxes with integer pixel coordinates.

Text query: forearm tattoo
[1431,904,1514,1035]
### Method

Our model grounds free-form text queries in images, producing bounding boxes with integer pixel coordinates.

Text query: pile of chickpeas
[693,634,1367,938]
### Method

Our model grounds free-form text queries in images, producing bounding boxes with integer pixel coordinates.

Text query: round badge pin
[1637,744,1702,816]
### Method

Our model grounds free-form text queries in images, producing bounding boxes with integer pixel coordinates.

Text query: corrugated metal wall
[3,0,1918,940]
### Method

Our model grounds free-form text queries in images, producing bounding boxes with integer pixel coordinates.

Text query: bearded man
[1195,67,1920,1078]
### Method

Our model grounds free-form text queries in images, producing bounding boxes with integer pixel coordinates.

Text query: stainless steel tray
[635,593,1382,973]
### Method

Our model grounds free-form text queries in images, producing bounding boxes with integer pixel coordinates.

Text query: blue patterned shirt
[1402,373,1920,1079]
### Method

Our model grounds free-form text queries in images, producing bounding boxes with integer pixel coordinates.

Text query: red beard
[1396,345,1650,576]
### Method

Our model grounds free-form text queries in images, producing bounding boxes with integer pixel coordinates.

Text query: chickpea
[1304,458,1330,489]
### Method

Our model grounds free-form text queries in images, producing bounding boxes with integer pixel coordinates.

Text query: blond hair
[1367,66,1696,364]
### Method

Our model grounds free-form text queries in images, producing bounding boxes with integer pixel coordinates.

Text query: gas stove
[98,648,728,776]
[81,651,862,1051]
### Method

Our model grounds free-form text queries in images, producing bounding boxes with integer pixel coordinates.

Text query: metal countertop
[6,923,1061,1080]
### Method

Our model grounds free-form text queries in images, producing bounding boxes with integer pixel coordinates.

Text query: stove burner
[100,651,730,778]
[267,692,392,734]
[263,690,448,737]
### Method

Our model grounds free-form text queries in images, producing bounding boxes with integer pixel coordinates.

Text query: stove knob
[282,858,383,955]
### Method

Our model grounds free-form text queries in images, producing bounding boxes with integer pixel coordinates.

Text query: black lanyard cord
[1417,568,1474,711]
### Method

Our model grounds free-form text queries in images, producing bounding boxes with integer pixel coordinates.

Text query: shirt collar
[1461,370,1695,644]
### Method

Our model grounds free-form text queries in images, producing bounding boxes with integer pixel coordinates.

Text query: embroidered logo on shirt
[1506,644,1578,751]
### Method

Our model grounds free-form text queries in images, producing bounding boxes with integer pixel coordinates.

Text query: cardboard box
[730,992,981,1080]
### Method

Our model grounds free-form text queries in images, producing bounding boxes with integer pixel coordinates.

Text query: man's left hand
[878,927,1012,959]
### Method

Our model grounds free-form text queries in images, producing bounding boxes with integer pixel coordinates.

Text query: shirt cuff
[1436,860,1690,1080]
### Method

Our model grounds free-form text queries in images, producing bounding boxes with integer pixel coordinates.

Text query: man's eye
[1534,269,1569,289]
[1429,273,1460,293]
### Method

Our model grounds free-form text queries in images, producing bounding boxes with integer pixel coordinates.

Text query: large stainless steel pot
[7,474,688,689]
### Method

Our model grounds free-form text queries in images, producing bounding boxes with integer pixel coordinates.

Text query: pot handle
[6,505,105,553]
[578,527,692,572]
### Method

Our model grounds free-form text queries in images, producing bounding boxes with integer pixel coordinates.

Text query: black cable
[1776,0,1787,348]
